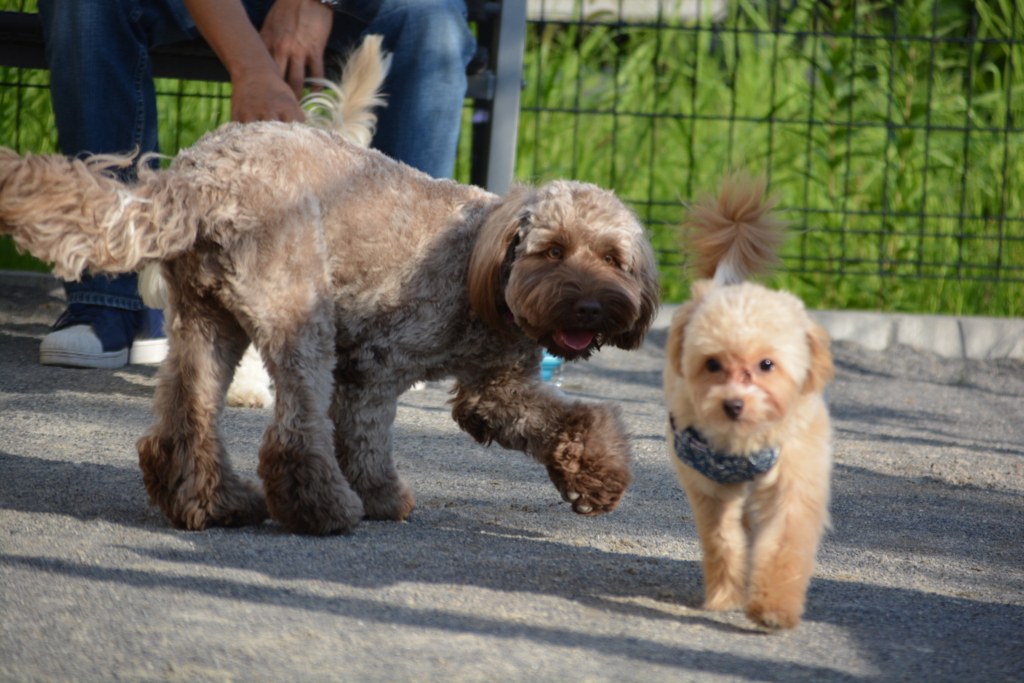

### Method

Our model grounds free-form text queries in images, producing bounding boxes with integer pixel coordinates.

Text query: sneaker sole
[129,338,169,365]
[40,347,129,369]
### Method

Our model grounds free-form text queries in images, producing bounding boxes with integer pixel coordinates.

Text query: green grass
[2,0,1021,316]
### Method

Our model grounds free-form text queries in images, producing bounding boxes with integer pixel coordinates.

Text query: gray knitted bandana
[669,416,779,484]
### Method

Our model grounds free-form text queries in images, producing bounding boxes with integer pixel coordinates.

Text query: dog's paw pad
[550,467,630,515]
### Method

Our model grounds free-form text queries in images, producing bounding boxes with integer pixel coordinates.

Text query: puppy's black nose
[723,399,744,420]
[574,298,602,324]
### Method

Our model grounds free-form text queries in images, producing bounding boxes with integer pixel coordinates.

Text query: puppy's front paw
[746,599,802,630]
[703,587,744,612]
[542,402,632,515]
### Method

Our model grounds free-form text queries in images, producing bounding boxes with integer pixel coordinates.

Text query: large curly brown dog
[0,122,660,535]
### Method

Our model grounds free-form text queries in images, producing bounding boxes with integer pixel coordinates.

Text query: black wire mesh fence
[2,0,1021,315]
[519,0,1023,315]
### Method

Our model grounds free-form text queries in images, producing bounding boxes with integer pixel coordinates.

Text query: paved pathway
[1,281,1022,682]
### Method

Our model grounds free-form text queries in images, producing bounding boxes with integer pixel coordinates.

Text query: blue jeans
[38,0,475,309]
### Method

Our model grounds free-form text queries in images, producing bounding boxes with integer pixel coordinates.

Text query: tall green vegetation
[3,0,1021,315]
[515,0,1023,315]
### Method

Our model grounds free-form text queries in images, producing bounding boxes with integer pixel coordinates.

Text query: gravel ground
[1,284,1022,682]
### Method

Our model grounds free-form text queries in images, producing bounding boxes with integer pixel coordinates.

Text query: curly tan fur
[0,151,200,279]
[137,34,390,409]
[0,121,658,535]
[664,176,833,629]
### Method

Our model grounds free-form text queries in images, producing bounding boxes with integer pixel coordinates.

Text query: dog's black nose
[574,298,602,324]
[723,399,744,420]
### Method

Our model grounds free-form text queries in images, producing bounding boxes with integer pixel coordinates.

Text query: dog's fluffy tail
[683,173,786,285]
[0,150,200,281]
[301,34,392,147]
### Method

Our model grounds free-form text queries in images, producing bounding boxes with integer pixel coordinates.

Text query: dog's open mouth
[553,330,595,351]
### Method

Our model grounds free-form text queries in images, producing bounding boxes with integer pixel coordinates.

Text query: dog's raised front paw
[542,402,632,515]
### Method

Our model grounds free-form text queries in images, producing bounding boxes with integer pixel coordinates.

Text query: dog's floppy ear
[467,184,535,330]
[608,233,661,350]
[803,320,834,394]
[664,291,706,378]
[665,282,714,377]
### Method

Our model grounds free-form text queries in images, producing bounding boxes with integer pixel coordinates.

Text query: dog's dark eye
[705,358,721,373]
[547,247,563,260]
[759,359,774,372]
[603,254,615,266]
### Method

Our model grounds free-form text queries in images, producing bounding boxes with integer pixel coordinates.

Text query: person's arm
[182,0,330,123]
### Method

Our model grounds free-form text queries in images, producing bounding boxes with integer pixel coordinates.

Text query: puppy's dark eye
[759,359,774,372]
[603,254,615,265]
[547,247,563,260]
[705,358,721,373]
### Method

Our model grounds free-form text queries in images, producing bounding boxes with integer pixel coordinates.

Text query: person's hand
[260,0,334,99]
[182,0,309,123]
[230,64,305,123]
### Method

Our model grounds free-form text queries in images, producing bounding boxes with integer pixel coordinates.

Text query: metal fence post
[470,0,526,196]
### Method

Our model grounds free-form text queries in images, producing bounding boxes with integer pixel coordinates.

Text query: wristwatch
[319,0,340,9]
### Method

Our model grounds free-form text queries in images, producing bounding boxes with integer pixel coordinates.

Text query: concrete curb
[4,269,1022,361]
[809,309,1024,360]
[652,303,1024,360]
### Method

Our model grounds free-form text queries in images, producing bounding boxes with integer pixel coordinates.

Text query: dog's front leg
[673,469,748,612]
[743,430,832,630]
[451,374,632,515]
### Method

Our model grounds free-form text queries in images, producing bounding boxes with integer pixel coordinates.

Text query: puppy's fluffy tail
[301,34,392,147]
[0,150,200,281]
[683,173,786,285]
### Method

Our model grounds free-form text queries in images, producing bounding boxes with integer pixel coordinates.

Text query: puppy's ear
[803,320,834,394]
[665,296,702,378]
[608,233,662,350]
[468,185,535,331]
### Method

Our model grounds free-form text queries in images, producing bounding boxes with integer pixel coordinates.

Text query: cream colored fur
[0,99,659,536]
[663,174,834,630]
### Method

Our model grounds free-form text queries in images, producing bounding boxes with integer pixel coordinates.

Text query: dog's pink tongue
[554,330,594,351]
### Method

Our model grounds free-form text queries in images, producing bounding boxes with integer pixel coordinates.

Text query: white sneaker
[39,325,129,369]
[128,308,169,364]
[128,337,169,364]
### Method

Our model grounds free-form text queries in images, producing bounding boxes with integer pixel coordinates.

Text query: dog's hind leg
[137,300,268,530]
[451,370,632,516]
[329,378,415,521]
[254,305,365,535]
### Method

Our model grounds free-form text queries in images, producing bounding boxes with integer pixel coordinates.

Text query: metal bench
[0,1,525,194]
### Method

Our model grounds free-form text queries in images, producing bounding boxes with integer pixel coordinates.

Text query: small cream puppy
[663,175,834,629]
